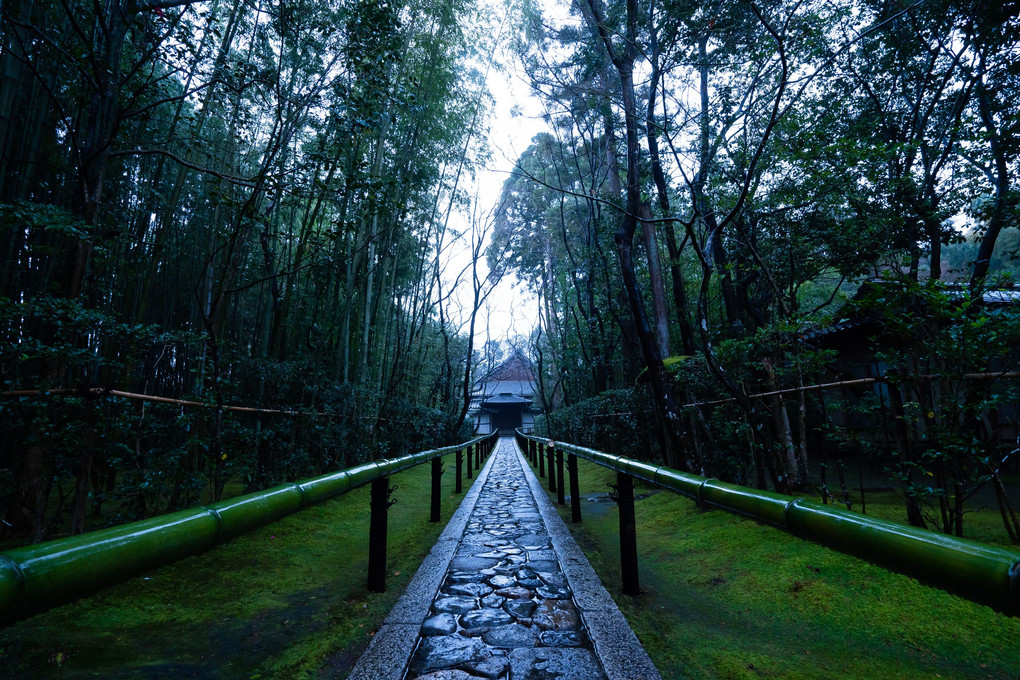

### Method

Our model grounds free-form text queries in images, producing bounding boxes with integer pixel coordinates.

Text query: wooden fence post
[456,450,463,493]
[368,477,393,593]
[617,472,639,596]
[556,448,565,505]
[568,453,581,522]
[430,457,442,523]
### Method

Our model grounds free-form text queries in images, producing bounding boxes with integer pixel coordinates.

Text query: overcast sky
[442,0,557,351]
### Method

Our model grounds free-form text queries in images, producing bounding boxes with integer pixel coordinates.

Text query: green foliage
[0,0,497,542]
[846,277,1020,535]
[537,389,657,460]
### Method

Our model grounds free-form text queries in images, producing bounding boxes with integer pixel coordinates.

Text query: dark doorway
[481,393,531,435]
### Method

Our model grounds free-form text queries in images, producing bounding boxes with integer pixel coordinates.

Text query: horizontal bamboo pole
[520,434,1020,615]
[0,431,498,627]
[0,387,329,416]
[680,371,1020,409]
[0,388,417,422]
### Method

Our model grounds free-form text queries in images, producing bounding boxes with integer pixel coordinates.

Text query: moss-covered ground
[0,460,467,679]
[539,457,1020,680]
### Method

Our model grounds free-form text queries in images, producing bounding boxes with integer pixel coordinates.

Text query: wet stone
[460,607,513,630]
[517,576,543,588]
[508,648,608,680]
[422,613,458,636]
[460,533,492,545]
[434,596,479,614]
[413,670,477,680]
[481,565,518,576]
[503,599,538,619]
[452,556,501,571]
[481,594,505,609]
[484,538,512,547]
[487,575,516,589]
[482,624,538,649]
[474,550,508,559]
[532,600,580,631]
[527,550,557,562]
[537,585,571,600]
[526,560,558,573]
[445,582,492,598]
[538,573,567,588]
[495,586,534,600]
[447,572,486,584]
[461,651,509,679]
[539,630,585,647]
[411,636,488,674]
[516,534,551,550]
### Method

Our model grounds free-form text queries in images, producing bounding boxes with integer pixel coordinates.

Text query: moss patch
[543,458,1020,680]
[0,461,464,679]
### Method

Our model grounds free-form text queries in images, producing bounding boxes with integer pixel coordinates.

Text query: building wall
[474,412,492,435]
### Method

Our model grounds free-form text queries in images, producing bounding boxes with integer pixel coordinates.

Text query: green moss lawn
[0,461,464,679]
[540,457,1020,680]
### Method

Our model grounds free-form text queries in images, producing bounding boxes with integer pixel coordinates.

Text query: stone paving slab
[348,437,661,680]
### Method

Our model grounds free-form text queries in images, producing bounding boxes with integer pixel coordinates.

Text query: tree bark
[584,0,685,468]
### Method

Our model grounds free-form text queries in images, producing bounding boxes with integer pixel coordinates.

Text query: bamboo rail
[517,432,1020,615]
[0,431,499,627]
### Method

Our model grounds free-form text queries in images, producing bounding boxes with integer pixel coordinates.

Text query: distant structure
[469,350,539,435]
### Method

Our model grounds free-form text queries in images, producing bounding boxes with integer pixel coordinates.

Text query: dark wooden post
[466,443,474,479]
[538,442,545,477]
[568,453,581,523]
[430,457,442,523]
[455,450,463,493]
[556,448,565,505]
[547,445,557,493]
[368,477,392,593]
[617,472,639,596]
[476,441,482,467]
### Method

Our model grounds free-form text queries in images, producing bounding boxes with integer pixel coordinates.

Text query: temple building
[469,350,539,435]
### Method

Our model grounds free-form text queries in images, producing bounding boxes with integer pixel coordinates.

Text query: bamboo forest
[3,0,1020,605]
[3,0,1020,677]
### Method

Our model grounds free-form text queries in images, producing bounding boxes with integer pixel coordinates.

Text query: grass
[0,460,466,679]
[539,457,1020,680]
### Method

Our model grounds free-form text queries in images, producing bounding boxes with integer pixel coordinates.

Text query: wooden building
[469,351,539,435]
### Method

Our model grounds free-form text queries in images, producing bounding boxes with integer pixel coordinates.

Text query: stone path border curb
[514,445,661,680]
[348,449,499,680]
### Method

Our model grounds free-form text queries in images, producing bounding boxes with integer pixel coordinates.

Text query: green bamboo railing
[0,431,498,626]
[518,433,1020,614]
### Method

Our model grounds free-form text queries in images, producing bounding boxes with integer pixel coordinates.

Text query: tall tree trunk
[696,35,741,335]
[640,202,670,358]
[584,0,685,468]
[970,68,1010,288]
[645,2,696,355]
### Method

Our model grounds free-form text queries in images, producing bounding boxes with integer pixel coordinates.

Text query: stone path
[348,437,660,680]
[407,439,604,680]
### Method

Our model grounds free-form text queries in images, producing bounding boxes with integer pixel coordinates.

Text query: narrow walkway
[349,437,659,680]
